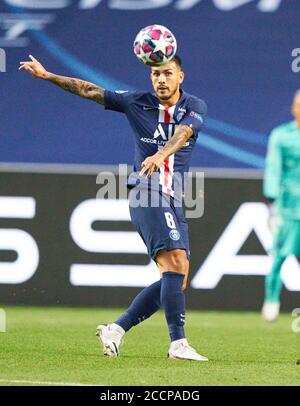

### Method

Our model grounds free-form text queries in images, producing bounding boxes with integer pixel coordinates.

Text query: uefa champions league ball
[133,25,177,66]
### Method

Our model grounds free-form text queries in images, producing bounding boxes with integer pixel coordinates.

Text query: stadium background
[0,0,300,310]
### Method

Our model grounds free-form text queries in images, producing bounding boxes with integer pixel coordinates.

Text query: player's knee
[168,251,188,274]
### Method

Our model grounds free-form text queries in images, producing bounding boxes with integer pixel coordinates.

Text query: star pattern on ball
[138,46,153,64]
[153,34,168,55]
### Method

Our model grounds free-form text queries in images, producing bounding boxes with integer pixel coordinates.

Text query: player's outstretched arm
[19,55,105,105]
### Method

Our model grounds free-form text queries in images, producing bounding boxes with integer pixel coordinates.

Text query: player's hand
[19,55,49,79]
[139,151,166,178]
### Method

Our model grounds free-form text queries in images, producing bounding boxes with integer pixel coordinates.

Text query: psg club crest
[169,229,181,241]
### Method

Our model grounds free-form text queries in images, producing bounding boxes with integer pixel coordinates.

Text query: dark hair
[171,54,182,69]
[150,54,182,70]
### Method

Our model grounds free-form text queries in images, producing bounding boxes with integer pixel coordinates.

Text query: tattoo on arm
[46,73,105,105]
[159,125,193,158]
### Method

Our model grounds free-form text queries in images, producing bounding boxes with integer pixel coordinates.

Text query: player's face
[150,61,184,102]
[292,94,300,122]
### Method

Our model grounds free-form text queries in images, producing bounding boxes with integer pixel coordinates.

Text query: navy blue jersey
[104,89,207,196]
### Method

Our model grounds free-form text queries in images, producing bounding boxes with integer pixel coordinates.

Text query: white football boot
[168,338,208,362]
[96,323,125,357]
[261,302,280,322]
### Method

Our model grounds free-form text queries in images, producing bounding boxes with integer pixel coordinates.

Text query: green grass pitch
[0,306,299,386]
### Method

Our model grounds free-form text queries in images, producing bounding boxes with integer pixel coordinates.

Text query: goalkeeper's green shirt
[264,121,300,219]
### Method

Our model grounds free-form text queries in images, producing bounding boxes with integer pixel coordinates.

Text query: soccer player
[262,90,300,322]
[19,54,208,361]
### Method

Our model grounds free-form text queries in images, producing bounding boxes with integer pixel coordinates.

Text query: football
[133,25,177,66]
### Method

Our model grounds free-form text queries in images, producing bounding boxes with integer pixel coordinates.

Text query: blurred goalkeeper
[19,55,208,361]
[262,90,300,322]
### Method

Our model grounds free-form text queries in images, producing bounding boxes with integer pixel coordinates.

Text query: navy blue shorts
[129,187,190,261]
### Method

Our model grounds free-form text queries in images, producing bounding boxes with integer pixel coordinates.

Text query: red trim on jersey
[164,107,171,192]
[164,157,170,187]
[163,107,171,194]
[164,107,171,124]
[164,158,172,195]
